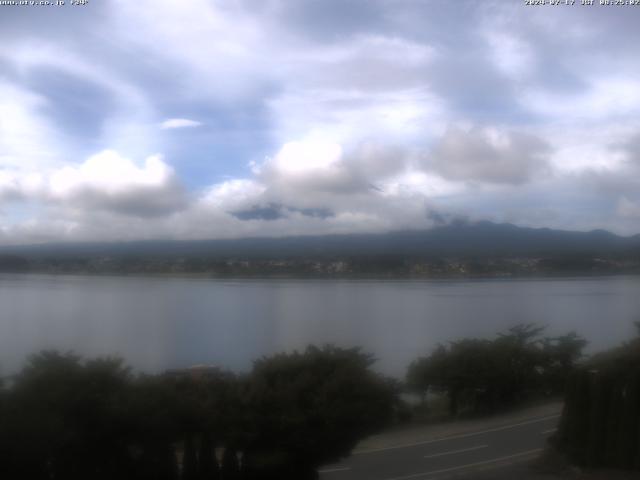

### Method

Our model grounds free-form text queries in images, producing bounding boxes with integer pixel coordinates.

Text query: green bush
[407,324,586,416]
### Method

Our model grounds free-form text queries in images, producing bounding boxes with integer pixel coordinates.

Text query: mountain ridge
[1,221,639,260]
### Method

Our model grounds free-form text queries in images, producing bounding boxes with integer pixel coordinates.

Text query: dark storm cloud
[231,203,286,221]
[231,203,333,221]
[293,206,333,219]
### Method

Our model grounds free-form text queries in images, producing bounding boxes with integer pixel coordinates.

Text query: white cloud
[617,197,640,219]
[522,77,640,122]
[110,0,272,102]
[160,118,202,130]
[47,151,187,217]
[2,0,640,241]
[1,150,186,219]
[267,88,446,150]
[1,40,158,164]
[484,31,536,81]
[0,170,42,202]
[200,179,265,211]
[269,140,342,174]
[0,81,62,170]
[49,151,173,195]
[427,126,551,185]
[381,171,463,198]
[255,139,352,193]
[253,138,416,200]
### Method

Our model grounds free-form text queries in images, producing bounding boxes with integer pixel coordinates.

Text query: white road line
[423,444,488,459]
[382,448,543,480]
[354,414,560,455]
[318,467,351,474]
[541,428,557,435]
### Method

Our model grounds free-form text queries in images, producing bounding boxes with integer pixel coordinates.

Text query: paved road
[318,413,560,480]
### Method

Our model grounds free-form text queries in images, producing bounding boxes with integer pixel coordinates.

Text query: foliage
[555,329,640,471]
[0,346,394,479]
[242,345,395,478]
[407,324,587,416]
[1,351,133,479]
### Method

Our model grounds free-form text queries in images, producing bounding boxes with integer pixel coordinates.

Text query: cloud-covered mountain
[1,222,638,261]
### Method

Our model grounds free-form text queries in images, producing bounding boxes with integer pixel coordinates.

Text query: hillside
[0,222,639,276]
[1,221,639,259]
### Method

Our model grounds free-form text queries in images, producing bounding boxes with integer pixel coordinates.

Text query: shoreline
[1,269,640,282]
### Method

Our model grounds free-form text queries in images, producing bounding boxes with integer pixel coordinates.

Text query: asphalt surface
[318,413,560,480]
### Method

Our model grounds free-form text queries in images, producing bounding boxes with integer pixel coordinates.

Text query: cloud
[256,140,360,194]
[617,197,640,219]
[160,118,203,130]
[253,139,415,202]
[0,81,63,171]
[0,151,187,219]
[427,127,551,185]
[0,170,41,203]
[575,130,640,193]
[231,203,286,221]
[523,77,640,122]
[483,30,536,81]
[2,0,640,242]
[48,151,187,217]
[620,132,640,166]
[230,203,333,221]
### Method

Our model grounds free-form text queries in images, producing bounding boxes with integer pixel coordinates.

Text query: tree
[242,345,395,479]
[1,346,395,479]
[554,335,640,472]
[540,332,588,393]
[1,351,133,480]
[407,325,586,416]
[198,433,219,480]
[406,344,448,406]
[183,435,198,480]
[221,447,241,480]
[126,375,181,480]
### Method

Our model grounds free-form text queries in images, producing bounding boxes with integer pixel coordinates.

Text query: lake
[1,274,639,377]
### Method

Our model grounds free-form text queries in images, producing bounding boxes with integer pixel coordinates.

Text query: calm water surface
[1,274,639,377]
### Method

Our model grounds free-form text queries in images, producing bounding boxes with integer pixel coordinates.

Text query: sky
[1,0,640,244]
